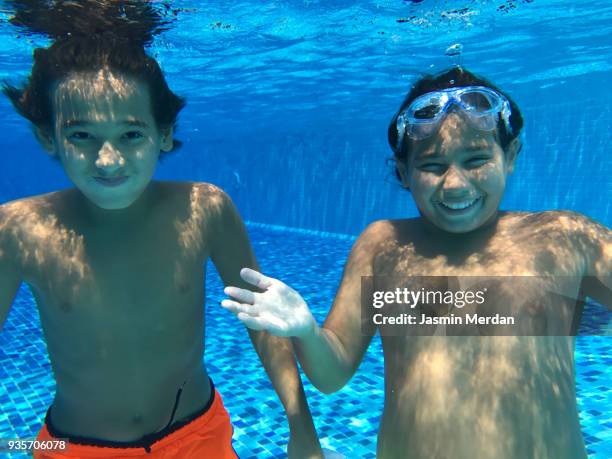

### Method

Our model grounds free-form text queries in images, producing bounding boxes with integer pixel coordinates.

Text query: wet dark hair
[2,0,185,152]
[387,66,524,182]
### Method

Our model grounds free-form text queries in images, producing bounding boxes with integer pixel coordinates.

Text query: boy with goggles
[223,67,611,458]
[394,86,513,146]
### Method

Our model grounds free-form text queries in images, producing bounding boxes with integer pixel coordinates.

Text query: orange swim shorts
[33,387,238,459]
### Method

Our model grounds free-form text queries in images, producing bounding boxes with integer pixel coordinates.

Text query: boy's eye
[418,163,446,173]
[122,131,145,141]
[465,157,490,168]
[68,131,94,141]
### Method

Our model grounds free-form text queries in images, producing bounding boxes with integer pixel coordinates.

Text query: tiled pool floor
[0,224,610,458]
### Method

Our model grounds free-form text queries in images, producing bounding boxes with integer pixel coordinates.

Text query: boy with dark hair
[224,67,611,458]
[0,1,322,458]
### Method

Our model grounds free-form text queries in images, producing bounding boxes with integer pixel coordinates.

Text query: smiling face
[38,69,173,210]
[398,111,520,234]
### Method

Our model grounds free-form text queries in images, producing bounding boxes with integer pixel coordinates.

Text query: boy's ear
[504,137,522,174]
[160,126,174,152]
[396,160,411,189]
[33,126,56,156]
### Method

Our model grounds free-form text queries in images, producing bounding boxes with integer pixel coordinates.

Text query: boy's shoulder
[156,181,239,236]
[359,217,428,238]
[0,193,59,258]
[358,219,401,241]
[509,210,607,238]
[0,192,61,226]
[354,218,419,251]
[512,209,588,223]
[158,181,232,208]
[491,211,609,272]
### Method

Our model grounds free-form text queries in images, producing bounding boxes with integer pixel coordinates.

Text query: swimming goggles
[395,86,513,151]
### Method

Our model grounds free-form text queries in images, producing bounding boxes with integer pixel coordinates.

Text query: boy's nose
[95,141,126,171]
[441,165,471,193]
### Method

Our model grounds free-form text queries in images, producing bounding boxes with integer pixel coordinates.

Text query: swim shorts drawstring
[141,379,188,453]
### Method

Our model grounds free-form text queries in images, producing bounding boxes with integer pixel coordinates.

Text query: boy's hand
[222,268,316,338]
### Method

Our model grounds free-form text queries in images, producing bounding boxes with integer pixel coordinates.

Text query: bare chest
[373,221,585,391]
[375,224,585,327]
[17,213,211,367]
[24,222,205,307]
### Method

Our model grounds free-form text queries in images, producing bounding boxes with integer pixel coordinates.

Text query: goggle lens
[458,90,495,111]
[413,105,442,119]
[410,94,447,119]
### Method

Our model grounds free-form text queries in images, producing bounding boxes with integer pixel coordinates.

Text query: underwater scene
[0,1,610,458]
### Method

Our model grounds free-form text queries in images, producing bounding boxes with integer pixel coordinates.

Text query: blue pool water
[0,0,611,458]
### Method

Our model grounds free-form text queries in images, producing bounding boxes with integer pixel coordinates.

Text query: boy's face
[40,69,173,210]
[399,112,519,233]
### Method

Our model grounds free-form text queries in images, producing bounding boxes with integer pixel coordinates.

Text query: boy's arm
[294,221,384,393]
[208,187,322,459]
[576,214,612,309]
[224,221,387,393]
[0,206,22,329]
